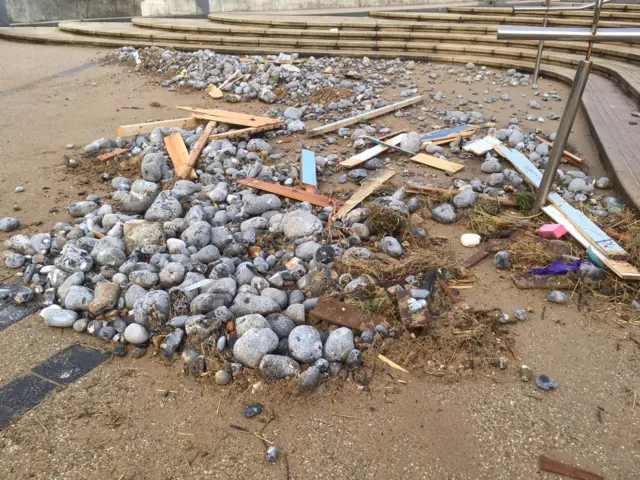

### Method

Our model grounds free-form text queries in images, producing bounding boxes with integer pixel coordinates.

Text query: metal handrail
[511,0,611,11]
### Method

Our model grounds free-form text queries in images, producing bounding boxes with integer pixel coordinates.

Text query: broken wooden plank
[308,95,425,136]
[548,193,626,259]
[205,84,223,99]
[176,106,282,127]
[536,136,585,166]
[237,178,341,208]
[334,169,396,219]
[310,297,382,331]
[208,123,282,140]
[339,133,407,169]
[97,148,131,161]
[176,121,216,180]
[495,144,627,260]
[164,133,195,180]
[493,144,543,188]
[361,136,415,155]
[300,149,317,188]
[463,136,501,155]
[512,274,575,290]
[411,153,465,173]
[396,289,430,329]
[543,204,640,280]
[539,456,603,480]
[117,117,199,137]
[404,184,517,207]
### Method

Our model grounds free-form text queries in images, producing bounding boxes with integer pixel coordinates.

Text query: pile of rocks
[1,124,432,394]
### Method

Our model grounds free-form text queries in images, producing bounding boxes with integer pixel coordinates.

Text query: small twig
[183,454,193,473]
[36,418,48,434]
[216,397,222,416]
[235,383,252,403]
[175,432,194,436]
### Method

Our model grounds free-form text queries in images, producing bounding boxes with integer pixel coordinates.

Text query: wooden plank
[548,193,626,259]
[495,144,627,259]
[208,123,281,140]
[308,95,425,136]
[117,117,198,137]
[309,298,383,331]
[339,133,407,169]
[539,456,603,480]
[176,106,282,127]
[164,133,194,179]
[236,178,342,208]
[97,148,131,161]
[404,184,517,207]
[176,121,216,180]
[411,153,465,173]
[361,136,415,155]
[543,204,640,280]
[512,274,575,290]
[536,136,585,166]
[493,144,543,188]
[300,149,317,188]
[334,169,396,219]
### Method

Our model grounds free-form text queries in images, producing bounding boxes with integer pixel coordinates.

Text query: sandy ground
[0,39,639,480]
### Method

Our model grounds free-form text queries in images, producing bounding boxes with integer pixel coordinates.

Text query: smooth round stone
[0,217,21,232]
[72,318,89,333]
[266,446,279,463]
[43,309,78,328]
[323,327,355,362]
[124,323,149,344]
[360,330,375,344]
[98,326,117,341]
[288,325,323,363]
[215,370,233,385]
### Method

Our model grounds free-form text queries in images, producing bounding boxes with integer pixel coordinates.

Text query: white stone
[460,233,482,247]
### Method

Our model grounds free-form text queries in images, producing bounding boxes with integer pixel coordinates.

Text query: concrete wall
[208,0,473,12]
[5,0,144,23]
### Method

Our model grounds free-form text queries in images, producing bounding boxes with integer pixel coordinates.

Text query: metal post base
[532,60,593,212]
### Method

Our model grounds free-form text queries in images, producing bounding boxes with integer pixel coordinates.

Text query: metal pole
[532,60,592,212]
[532,16,548,86]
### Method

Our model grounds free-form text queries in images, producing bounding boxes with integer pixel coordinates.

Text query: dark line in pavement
[0,61,101,98]
[0,344,110,429]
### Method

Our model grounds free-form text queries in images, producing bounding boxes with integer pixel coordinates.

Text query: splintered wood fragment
[377,354,408,373]
[420,125,477,142]
[411,153,465,173]
[308,95,425,136]
[310,298,383,331]
[117,117,198,137]
[164,133,194,180]
[539,456,603,480]
[206,84,223,99]
[463,136,501,155]
[176,106,282,127]
[404,184,517,207]
[335,169,396,219]
[208,123,281,140]
[97,148,131,161]
[535,136,585,166]
[396,289,430,329]
[512,274,575,290]
[237,178,341,208]
[176,121,216,180]
[438,279,459,303]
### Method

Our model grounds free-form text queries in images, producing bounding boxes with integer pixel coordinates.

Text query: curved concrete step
[131,18,640,63]
[447,6,640,20]
[370,11,640,27]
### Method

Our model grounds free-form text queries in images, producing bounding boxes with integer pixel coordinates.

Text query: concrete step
[370,11,640,27]
[130,17,640,63]
[57,21,640,66]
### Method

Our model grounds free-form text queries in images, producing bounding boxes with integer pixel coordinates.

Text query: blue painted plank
[548,193,626,257]
[420,125,476,141]
[493,144,543,188]
[301,149,317,187]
